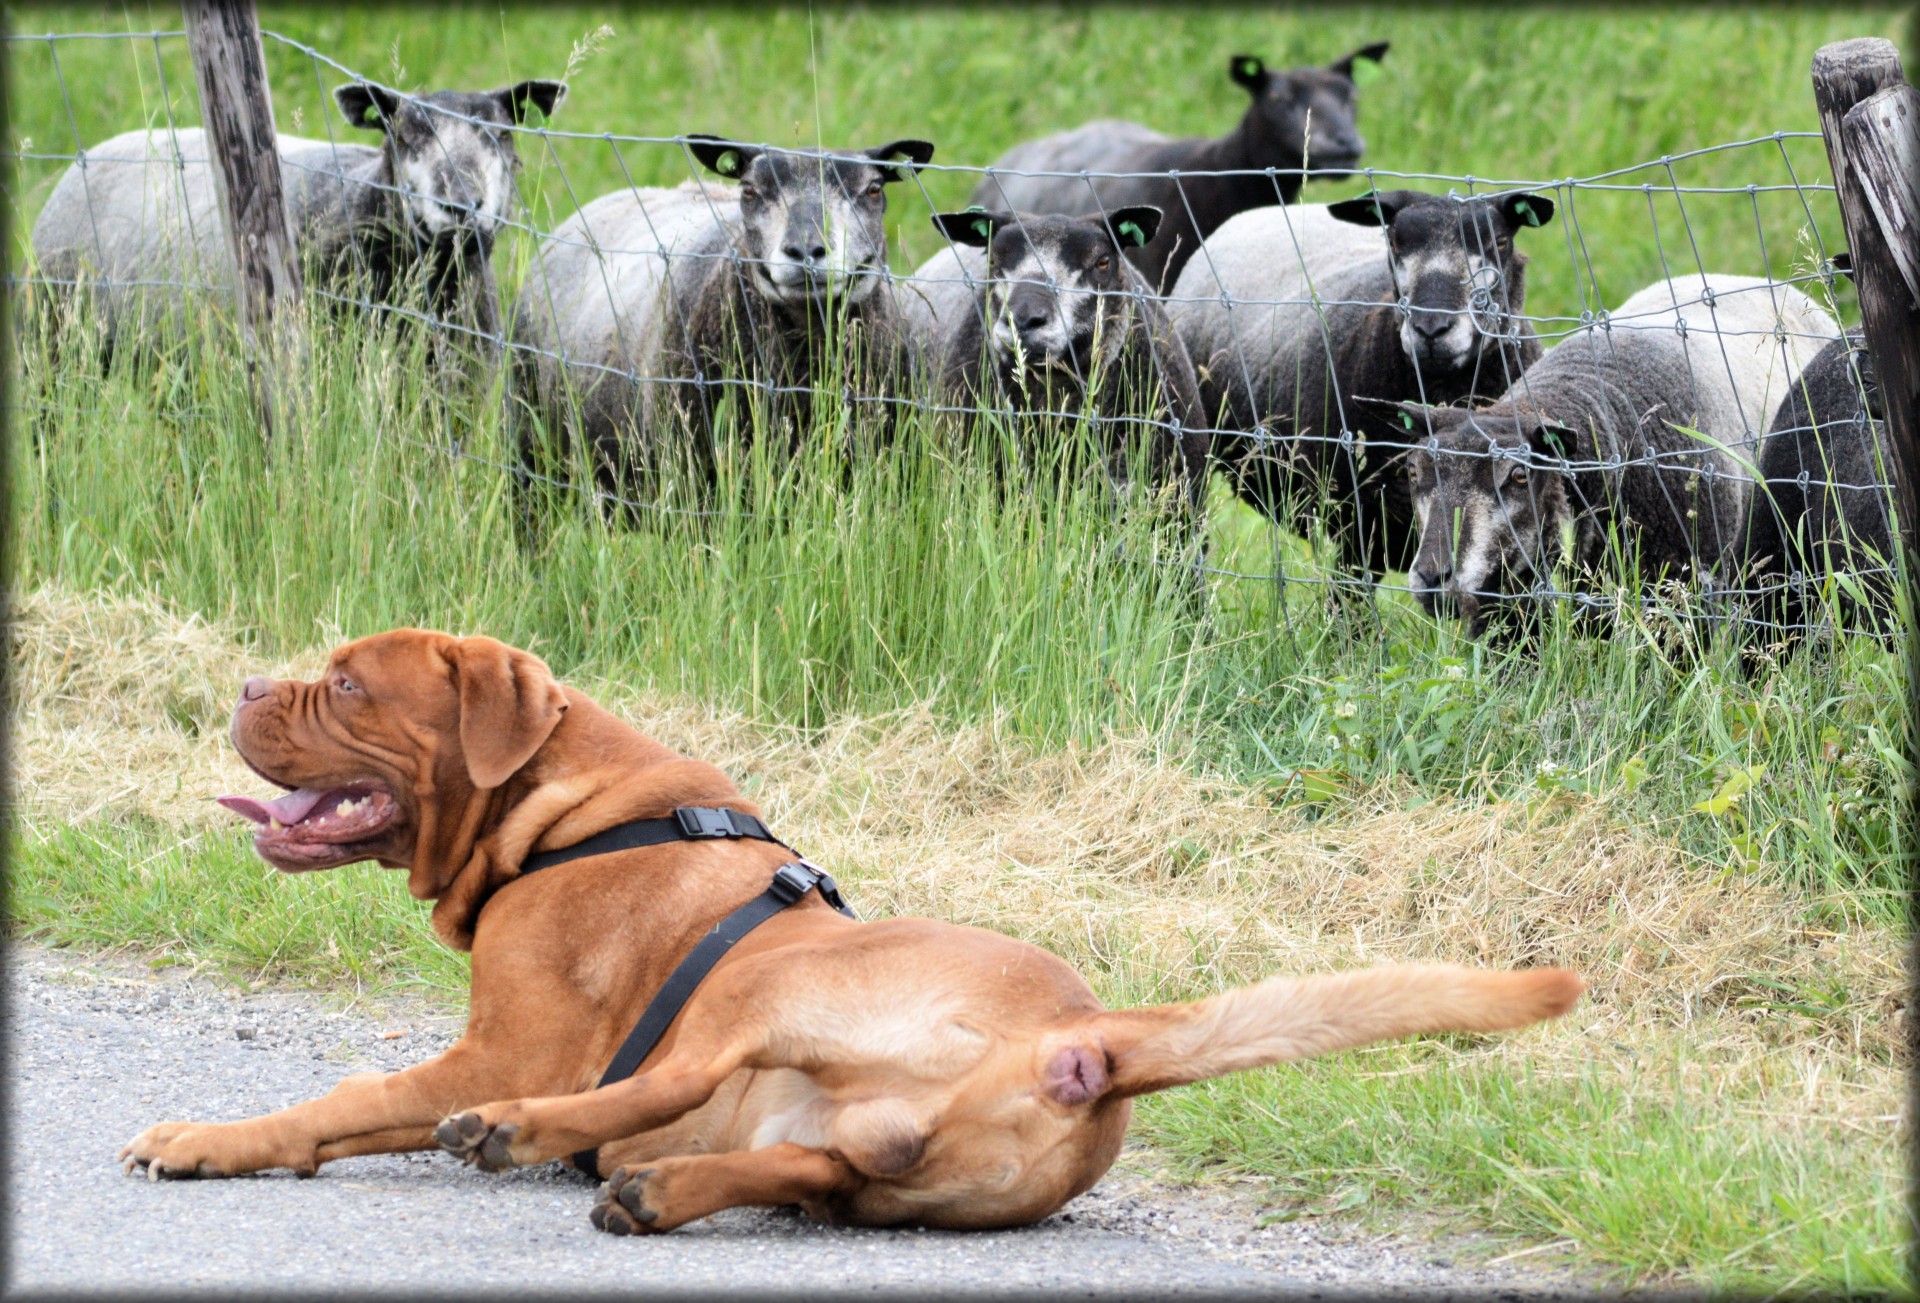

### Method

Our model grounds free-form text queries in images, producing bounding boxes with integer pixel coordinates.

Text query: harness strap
[569,860,854,1176]
[520,806,786,876]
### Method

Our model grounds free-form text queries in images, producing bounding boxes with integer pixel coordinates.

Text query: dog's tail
[1078,964,1582,1100]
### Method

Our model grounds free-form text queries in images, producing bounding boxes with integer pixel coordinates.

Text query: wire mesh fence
[3,24,1903,649]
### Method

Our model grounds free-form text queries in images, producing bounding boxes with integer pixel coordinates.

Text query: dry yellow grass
[9,581,1904,1124]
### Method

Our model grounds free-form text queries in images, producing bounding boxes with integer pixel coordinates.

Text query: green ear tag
[525,104,548,128]
[362,104,382,124]
[1398,411,1415,431]
[1118,220,1143,246]
[971,218,992,240]
[1514,198,1539,227]
[1238,59,1262,80]
[716,149,741,176]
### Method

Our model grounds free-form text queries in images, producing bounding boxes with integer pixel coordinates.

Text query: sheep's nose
[1017,308,1051,333]
[1414,565,1453,591]
[784,242,828,263]
[240,675,273,704]
[1410,310,1453,339]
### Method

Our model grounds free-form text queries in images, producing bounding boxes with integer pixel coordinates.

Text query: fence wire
[2,25,1902,646]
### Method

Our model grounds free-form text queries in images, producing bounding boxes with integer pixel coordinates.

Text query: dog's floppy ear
[447,637,568,790]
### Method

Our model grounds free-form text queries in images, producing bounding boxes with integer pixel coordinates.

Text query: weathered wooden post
[182,0,302,432]
[1811,39,1920,562]
[1810,37,1920,1103]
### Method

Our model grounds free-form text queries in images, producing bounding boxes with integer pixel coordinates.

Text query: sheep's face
[1329,189,1554,377]
[1228,44,1387,177]
[930,207,1161,382]
[1374,402,1575,638]
[689,137,935,312]
[336,81,567,246]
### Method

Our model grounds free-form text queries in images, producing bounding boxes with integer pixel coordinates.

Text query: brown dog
[121,629,1582,1233]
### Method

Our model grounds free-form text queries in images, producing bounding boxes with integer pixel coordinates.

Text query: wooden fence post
[1811,38,1920,568]
[182,0,302,431]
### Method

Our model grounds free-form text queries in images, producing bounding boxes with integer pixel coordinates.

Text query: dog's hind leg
[433,1031,753,1174]
[589,1144,864,1235]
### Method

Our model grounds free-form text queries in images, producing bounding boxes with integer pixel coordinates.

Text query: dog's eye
[335,675,360,694]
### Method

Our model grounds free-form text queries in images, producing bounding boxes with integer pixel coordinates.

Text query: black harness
[517,806,855,1176]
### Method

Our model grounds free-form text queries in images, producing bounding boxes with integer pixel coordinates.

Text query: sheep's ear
[1330,41,1391,79]
[686,134,762,179]
[1498,192,1556,231]
[500,79,567,126]
[1528,418,1577,460]
[1353,396,1432,434]
[1328,190,1418,230]
[1106,206,1162,249]
[866,140,936,183]
[1229,55,1268,92]
[932,207,1003,248]
[336,83,402,133]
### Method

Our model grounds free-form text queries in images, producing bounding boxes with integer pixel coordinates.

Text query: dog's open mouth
[216,782,399,871]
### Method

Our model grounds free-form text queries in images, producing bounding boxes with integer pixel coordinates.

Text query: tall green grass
[10,273,1911,916]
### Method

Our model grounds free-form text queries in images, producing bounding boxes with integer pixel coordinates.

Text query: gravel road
[6,943,1625,1298]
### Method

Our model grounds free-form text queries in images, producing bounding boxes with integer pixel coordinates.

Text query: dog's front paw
[120,1123,234,1180]
[434,1110,523,1172]
[589,1165,666,1235]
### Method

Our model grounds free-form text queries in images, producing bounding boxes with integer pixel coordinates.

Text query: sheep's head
[929,206,1161,384]
[1229,43,1387,179]
[1361,399,1576,638]
[1329,188,1555,377]
[688,136,934,311]
[336,80,566,248]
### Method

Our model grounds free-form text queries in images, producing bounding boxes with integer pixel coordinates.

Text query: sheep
[968,44,1389,292]
[511,135,934,509]
[1364,275,1838,639]
[1734,329,1899,652]
[28,79,566,359]
[1167,187,1556,575]
[902,206,1209,516]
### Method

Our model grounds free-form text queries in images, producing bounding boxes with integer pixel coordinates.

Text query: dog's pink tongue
[217,788,330,826]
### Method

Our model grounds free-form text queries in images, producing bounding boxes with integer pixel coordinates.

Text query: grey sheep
[511,136,934,510]
[1169,187,1555,575]
[968,44,1388,292]
[1735,328,1898,653]
[904,206,1209,516]
[29,80,566,359]
[1369,275,1837,638]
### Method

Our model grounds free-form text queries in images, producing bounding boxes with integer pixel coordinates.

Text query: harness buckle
[675,806,740,839]
[768,861,819,905]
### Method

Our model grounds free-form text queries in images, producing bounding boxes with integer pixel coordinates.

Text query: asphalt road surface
[6,943,1620,1298]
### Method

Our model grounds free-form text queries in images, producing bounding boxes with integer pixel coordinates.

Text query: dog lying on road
[121,629,1582,1233]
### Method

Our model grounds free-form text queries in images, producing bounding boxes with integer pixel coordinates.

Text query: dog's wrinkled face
[688,136,935,311]
[219,630,566,879]
[334,80,568,245]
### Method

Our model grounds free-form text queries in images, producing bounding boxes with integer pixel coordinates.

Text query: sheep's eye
[865,180,884,198]
[739,183,758,201]
[1095,255,1111,271]
[1507,465,1530,489]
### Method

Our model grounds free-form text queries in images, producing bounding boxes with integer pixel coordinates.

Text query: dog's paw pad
[434,1112,520,1172]
[590,1166,661,1235]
